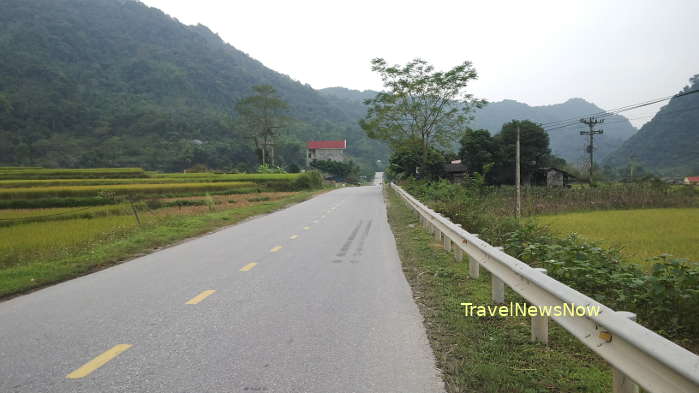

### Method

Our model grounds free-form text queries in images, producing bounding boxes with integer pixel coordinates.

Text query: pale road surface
[0,178,444,392]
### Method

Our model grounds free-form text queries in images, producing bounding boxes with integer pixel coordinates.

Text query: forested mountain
[0,0,388,171]
[322,87,637,165]
[604,75,699,176]
[470,99,637,164]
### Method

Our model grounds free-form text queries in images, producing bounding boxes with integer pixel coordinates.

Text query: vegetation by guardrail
[391,183,699,393]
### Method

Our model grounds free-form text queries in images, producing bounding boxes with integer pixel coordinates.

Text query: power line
[539,89,699,131]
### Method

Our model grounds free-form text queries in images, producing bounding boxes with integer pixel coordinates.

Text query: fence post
[613,312,640,393]
[531,268,549,344]
[491,247,506,304]
[468,234,480,278]
[443,235,452,251]
[434,226,442,241]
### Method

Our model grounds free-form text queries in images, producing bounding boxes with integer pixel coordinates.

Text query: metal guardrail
[391,183,699,393]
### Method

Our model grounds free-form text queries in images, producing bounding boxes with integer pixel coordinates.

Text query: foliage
[310,159,360,182]
[256,164,287,174]
[0,0,388,171]
[458,128,498,182]
[386,188,612,392]
[605,75,699,176]
[360,58,485,151]
[235,85,290,166]
[292,170,323,190]
[401,179,699,349]
[507,229,698,343]
[386,138,445,180]
[470,98,637,165]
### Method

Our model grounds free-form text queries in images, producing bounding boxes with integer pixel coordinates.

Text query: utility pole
[579,117,604,186]
[515,121,521,220]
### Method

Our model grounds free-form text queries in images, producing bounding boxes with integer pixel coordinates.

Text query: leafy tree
[492,120,554,184]
[310,159,360,182]
[235,85,289,166]
[360,58,485,166]
[459,128,498,182]
[387,138,445,180]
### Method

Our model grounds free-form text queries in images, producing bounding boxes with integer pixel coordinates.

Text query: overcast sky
[140,0,699,128]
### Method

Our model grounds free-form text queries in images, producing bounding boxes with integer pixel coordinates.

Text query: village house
[306,140,346,167]
[531,167,576,187]
[683,176,699,185]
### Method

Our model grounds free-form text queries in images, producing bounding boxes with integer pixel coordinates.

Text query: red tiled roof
[686,176,699,182]
[307,140,346,149]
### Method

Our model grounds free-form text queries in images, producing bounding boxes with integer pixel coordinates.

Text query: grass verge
[0,190,321,299]
[385,187,611,393]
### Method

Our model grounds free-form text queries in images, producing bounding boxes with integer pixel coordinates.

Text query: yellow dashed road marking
[270,246,283,253]
[303,226,310,230]
[240,263,257,272]
[290,235,299,240]
[186,290,216,305]
[66,344,132,379]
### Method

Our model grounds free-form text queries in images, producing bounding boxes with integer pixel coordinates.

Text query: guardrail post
[454,246,463,261]
[443,235,452,251]
[491,247,506,304]
[613,312,640,393]
[434,226,442,241]
[468,234,480,278]
[531,268,549,344]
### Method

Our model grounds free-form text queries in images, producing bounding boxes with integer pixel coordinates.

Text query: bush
[293,171,323,190]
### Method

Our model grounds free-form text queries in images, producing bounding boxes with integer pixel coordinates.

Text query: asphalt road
[0,182,444,393]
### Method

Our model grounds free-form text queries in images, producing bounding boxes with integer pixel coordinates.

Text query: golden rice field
[0,181,256,199]
[0,173,301,188]
[0,214,144,269]
[536,208,699,267]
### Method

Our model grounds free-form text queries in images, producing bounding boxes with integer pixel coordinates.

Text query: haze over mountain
[0,0,387,171]
[471,99,637,164]
[318,88,638,164]
[604,75,699,176]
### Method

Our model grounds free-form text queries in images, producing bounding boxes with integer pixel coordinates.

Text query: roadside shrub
[293,171,323,190]
[400,180,699,348]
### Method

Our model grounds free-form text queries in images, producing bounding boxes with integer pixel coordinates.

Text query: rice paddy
[536,208,699,266]
[0,167,320,297]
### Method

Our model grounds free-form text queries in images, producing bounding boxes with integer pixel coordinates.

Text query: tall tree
[493,120,552,184]
[235,85,289,166]
[360,58,485,156]
[459,128,498,177]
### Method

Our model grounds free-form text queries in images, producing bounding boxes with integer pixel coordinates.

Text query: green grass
[385,187,611,393]
[0,190,320,298]
[535,208,699,267]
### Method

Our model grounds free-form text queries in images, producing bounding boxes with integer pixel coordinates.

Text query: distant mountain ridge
[604,75,699,176]
[471,99,637,163]
[318,87,638,164]
[0,0,387,171]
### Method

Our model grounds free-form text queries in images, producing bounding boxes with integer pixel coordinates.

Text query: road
[0,182,444,393]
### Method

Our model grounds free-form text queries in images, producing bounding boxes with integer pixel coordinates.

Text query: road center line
[303,226,310,230]
[290,235,299,239]
[240,262,257,271]
[270,246,283,253]
[185,290,216,304]
[66,344,132,379]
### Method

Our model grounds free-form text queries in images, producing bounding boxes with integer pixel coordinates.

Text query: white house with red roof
[683,176,699,185]
[306,140,347,167]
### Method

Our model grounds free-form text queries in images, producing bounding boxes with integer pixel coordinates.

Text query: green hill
[0,0,388,172]
[604,75,699,176]
[471,98,637,164]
